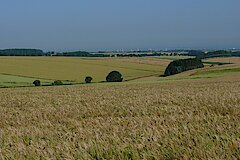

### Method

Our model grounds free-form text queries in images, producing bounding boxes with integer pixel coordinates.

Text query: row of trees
[1,48,240,58]
[0,49,44,56]
[185,50,240,59]
[0,49,168,57]
[0,49,179,57]
[33,71,123,86]
[56,51,109,57]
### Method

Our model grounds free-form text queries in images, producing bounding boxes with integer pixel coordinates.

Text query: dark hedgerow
[106,71,123,82]
[164,58,204,76]
[85,76,93,83]
[33,80,41,86]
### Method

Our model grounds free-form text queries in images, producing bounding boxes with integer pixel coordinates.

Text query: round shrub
[33,80,41,86]
[85,76,93,83]
[106,71,123,82]
[52,80,63,85]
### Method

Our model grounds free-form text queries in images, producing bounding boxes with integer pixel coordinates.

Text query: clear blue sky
[0,0,239,51]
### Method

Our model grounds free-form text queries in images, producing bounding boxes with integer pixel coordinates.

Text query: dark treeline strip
[184,50,240,59]
[0,49,240,58]
[0,49,107,57]
[0,49,44,56]
[56,51,109,57]
[0,49,175,57]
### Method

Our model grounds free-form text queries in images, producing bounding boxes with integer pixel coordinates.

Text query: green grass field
[0,74,52,87]
[192,67,240,77]
[0,57,165,87]
[0,56,239,87]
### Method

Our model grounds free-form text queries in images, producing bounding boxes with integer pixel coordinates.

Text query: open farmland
[129,57,240,83]
[0,56,167,87]
[0,56,239,159]
[1,56,239,87]
[0,76,239,159]
[1,0,240,159]
[0,74,52,88]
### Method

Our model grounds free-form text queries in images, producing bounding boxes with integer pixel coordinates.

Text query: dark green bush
[52,80,63,86]
[33,80,41,86]
[164,58,204,76]
[85,76,93,83]
[106,71,123,82]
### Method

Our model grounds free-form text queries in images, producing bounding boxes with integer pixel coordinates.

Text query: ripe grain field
[0,78,239,159]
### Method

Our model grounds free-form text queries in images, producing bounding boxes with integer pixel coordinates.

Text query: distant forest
[185,50,240,59]
[0,48,240,58]
[0,49,44,56]
[0,49,108,57]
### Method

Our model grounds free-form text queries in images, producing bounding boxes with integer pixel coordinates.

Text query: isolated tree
[85,76,93,83]
[106,71,123,82]
[52,80,63,85]
[33,80,41,86]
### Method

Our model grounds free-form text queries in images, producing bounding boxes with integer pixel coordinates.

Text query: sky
[0,0,239,51]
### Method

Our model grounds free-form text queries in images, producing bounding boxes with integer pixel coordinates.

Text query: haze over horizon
[0,0,239,52]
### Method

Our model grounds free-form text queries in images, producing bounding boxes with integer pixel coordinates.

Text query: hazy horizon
[0,0,240,51]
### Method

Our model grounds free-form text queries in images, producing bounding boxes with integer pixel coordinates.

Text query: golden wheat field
[0,76,239,159]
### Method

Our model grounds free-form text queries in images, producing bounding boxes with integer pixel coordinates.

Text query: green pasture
[202,61,231,65]
[192,67,240,77]
[0,56,164,87]
[0,56,238,88]
[0,74,53,87]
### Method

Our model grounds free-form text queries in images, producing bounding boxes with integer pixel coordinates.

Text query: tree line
[0,49,175,57]
[1,48,239,58]
[33,71,123,86]
[0,49,44,56]
[185,50,240,59]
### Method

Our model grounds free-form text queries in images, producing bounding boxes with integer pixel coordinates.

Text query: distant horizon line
[0,47,239,53]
